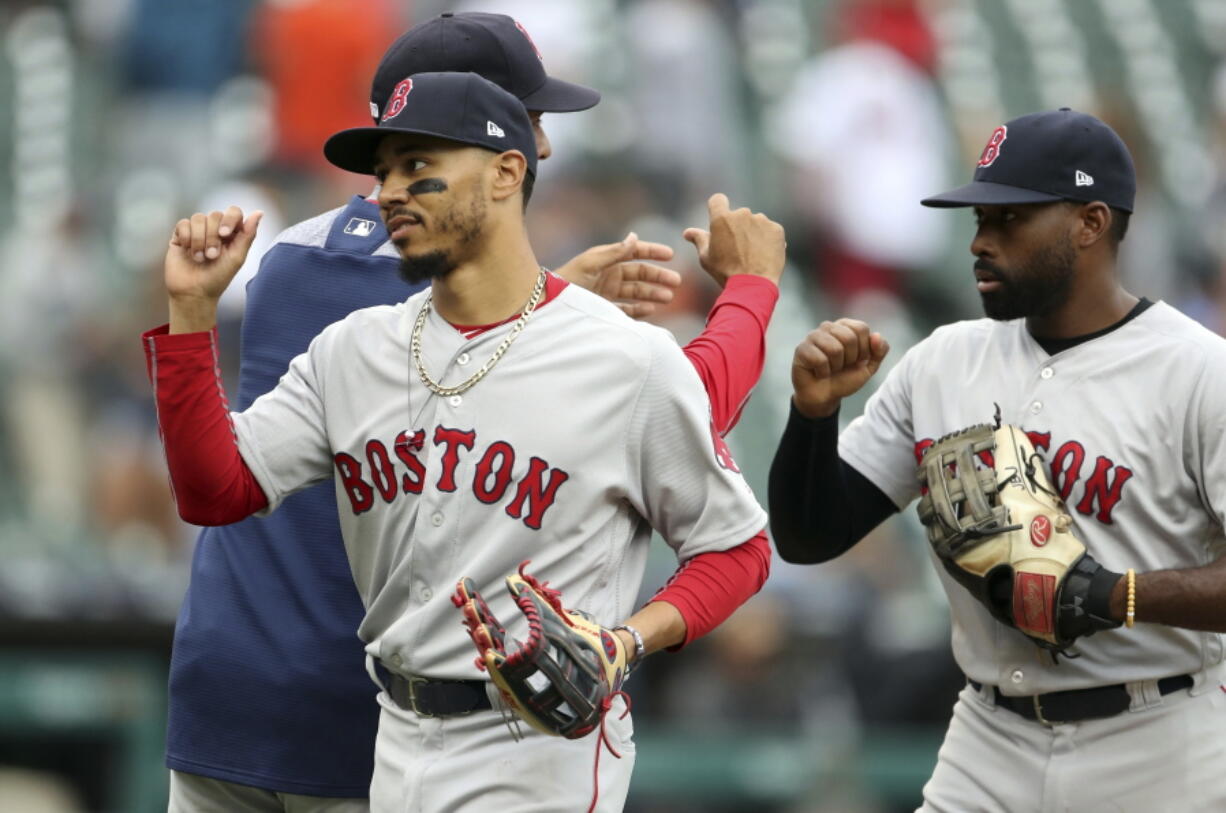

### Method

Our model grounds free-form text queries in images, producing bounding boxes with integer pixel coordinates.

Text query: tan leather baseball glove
[916,421,1122,653]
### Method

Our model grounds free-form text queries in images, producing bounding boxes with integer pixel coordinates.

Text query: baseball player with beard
[162,13,782,813]
[147,71,781,813]
[769,108,1226,811]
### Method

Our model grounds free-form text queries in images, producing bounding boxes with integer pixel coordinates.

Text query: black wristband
[1058,556,1124,640]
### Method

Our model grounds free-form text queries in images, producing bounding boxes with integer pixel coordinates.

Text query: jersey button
[1040,367,1054,379]
[457,353,471,365]
[391,654,403,667]
[449,395,463,407]
[1030,401,1043,414]
[1010,669,1024,684]
[421,587,433,601]
[431,512,444,526]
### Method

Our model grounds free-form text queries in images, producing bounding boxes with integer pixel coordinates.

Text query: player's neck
[429,226,541,325]
[1025,275,1138,340]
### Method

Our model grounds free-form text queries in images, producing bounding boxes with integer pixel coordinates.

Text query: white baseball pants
[919,666,1226,812]
[368,686,635,813]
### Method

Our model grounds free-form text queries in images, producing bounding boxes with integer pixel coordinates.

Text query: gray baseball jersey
[231,277,767,679]
[839,302,1226,694]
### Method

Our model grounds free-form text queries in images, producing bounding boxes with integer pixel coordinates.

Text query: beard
[398,251,454,284]
[392,185,487,286]
[392,186,487,288]
[977,236,1077,321]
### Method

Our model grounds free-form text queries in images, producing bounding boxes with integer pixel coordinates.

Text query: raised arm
[678,193,784,434]
[147,206,271,525]
[556,194,785,434]
[769,319,896,562]
[166,206,264,333]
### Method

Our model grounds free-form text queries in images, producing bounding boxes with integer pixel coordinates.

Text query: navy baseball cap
[324,72,538,178]
[369,12,599,122]
[922,109,1136,213]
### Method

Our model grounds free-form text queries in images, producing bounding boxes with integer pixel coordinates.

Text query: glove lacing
[511,562,633,813]
[587,690,631,813]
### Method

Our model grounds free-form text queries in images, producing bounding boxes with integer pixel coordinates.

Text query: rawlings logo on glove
[916,420,1123,654]
[452,562,628,739]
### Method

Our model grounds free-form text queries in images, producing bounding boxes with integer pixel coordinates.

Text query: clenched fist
[791,319,889,418]
[164,206,263,333]
[683,193,786,288]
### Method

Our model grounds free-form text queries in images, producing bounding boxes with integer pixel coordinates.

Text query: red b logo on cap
[978,125,1008,167]
[514,20,543,62]
[381,78,414,123]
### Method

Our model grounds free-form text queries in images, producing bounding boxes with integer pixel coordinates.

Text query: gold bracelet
[1125,568,1136,629]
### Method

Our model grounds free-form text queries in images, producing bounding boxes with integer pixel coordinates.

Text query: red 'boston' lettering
[394,430,426,494]
[366,440,397,503]
[1025,430,1051,452]
[1049,440,1085,500]
[334,452,374,514]
[434,426,476,492]
[913,438,935,466]
[474,441,515,504]
[506,457,569,529]
[1075,457,1133,524]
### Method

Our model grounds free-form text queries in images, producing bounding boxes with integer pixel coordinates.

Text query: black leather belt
[385,672,492,717]
[969,674,1193,725]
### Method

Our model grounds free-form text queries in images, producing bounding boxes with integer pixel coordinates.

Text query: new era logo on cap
[921,109,1137,213]
[325,72,539,178]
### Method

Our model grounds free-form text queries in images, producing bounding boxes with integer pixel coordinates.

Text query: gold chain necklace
[410,268,547,397]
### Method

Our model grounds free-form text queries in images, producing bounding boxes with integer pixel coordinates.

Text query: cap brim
[324,127,394,174]
[921,180,1065,208]
[324,126,520,175]
[519,76,600,113]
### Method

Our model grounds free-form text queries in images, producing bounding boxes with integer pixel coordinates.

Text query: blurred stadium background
[0,0,1224,810]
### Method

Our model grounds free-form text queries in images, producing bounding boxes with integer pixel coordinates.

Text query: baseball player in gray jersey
[146,72,781,813]
[770,108,1226,811]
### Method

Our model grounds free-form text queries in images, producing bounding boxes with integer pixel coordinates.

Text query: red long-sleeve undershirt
[651,529,770,647]
[685,275,778,435]
[143,274,776,645]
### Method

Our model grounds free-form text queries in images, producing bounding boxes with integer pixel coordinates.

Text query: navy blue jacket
[165,196,424,796]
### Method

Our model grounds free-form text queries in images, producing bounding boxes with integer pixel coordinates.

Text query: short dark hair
[1063,201,1130,250]
[521,170,535,210]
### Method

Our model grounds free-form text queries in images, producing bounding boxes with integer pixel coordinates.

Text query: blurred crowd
[1,0,1225,810]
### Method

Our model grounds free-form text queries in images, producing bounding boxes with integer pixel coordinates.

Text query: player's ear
[490,151,528,205]
[1075,202,1111,249]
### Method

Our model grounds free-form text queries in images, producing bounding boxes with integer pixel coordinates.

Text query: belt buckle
[1032,694,1054,726]
[407,676,434,718]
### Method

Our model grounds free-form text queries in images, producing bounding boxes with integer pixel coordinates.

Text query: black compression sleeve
[768,402,899,564]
